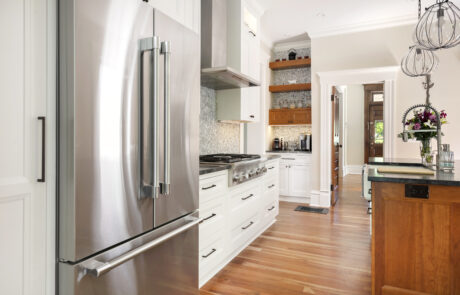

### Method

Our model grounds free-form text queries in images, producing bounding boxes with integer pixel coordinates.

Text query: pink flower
[441,110,447,119]
[413,123,421,130]
[429,114,436,122]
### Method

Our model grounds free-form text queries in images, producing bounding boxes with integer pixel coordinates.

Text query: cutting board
[377,166,435,175]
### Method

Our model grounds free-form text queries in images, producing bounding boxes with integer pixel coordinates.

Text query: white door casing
[316,66,398,207]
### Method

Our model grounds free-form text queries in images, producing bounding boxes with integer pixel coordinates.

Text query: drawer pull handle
[241,194,254,201]
[268,206,275,211]
[242,221,254,230]
[281,158,295,160]
[201,213,217,222]
[202,248,216,258]
[268,184,275,189]
[268,166,275,170]
[202,184,216,190]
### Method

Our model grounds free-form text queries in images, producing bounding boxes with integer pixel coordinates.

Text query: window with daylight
[372,92,384,102]
[374,120,384,144]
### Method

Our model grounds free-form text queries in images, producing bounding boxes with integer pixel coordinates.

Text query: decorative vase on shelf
[420,139,434,165]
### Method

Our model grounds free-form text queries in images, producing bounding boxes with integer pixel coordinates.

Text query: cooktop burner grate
[199,154,261,163]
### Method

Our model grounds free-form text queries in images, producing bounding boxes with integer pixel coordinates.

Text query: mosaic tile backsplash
[271,47,311,109]
[200,86,240,155]
[270,125,312,150]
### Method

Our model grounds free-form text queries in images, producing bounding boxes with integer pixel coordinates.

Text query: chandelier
[415,0,460,50]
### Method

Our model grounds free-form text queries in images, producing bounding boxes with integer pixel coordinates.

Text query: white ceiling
[253,0,460,45]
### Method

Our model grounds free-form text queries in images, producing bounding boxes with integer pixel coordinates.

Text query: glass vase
[420,139,433,165]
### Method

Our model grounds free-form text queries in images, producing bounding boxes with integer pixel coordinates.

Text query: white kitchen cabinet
[147,0,200,34]
[0,0,55,294]
[274,154,312,198]
[279,164,290,196]
[216,0,261,123]
[199,158,280,287]
[289,164,312,197]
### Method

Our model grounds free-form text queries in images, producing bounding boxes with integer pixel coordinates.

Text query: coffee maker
[300,134,312,151]
[272,138,282,151]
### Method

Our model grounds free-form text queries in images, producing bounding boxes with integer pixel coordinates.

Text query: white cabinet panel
[0,0,51,294]
[289,165,311,197]
[279,164,290,196]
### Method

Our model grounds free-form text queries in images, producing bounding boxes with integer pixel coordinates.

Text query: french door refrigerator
[57,0,200,294]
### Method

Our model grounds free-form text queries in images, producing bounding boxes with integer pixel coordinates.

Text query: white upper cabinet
[147,0,200,34]
[216,0,261,123]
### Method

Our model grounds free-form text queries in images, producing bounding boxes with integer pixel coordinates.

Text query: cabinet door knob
[249,115,255,118]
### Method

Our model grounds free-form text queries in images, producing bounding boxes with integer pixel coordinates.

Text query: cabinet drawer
[230,213,260,253]
[199,173,228,205]
[230,184,261,212]
[280,155,312,165]
[262,189,277,207]
[263,200,278,221]
[264,176,278,193]
[199,197,225,249]
[199,235,225,278]
[265,160,279,178]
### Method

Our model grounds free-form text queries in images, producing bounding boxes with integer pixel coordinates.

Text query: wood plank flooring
[200,175,371,295]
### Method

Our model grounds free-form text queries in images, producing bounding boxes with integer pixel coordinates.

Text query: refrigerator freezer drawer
[59,214,199,295]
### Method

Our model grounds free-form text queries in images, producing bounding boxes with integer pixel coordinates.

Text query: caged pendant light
[401,45,439,77]
[415,0,460,50]
[401,0,440,77]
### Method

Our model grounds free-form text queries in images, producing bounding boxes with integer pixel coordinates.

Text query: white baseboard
[279,195,310,204]
[310,190,331,207]
[344,165,363,175]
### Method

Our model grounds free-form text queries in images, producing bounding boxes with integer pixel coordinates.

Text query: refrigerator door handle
[81,215,201,278]
[139,36,161,199]
[160,41,171,195]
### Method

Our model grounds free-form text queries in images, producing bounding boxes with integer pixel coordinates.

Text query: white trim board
[279,195,310,205]
[316,66,398,208]
[344,165,363,175]
[309,14,417,39]
[273,40,311,52]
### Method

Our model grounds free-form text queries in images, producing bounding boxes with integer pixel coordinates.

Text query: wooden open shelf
[269,83,311,93]
[269,58,311,70]
[269,108,311,125]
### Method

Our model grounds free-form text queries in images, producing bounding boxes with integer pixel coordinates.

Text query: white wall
[311,24,460,191]
[345,84,365,166]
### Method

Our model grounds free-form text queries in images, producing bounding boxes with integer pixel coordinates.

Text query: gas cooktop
[200,154,267,186]
[199,154,261,163]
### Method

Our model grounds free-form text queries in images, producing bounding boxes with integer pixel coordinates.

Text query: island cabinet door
[372,182,460,295]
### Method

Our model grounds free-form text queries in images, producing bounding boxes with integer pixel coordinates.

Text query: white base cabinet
[198,159,279,287]
[270,153,312,199]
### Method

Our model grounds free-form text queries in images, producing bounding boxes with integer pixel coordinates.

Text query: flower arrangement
[399,108,447,141]
[398,108,447,164]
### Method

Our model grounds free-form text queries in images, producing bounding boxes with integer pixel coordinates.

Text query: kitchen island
[368,160,460,295]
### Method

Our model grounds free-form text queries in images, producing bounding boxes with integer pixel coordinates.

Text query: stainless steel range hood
[201,0,260,90]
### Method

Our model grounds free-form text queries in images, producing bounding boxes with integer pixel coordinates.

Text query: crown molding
[273,40,311,51]
[309,14,418,39]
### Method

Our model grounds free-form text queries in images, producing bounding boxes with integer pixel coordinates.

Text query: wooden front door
[331,87,340,206]
[364,84,384,163]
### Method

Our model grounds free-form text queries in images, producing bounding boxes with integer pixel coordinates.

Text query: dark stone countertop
[368,159,460,186]
[266,150,312,154]
[368,157,423,167]
[266,154,282,161]
[199,164,232,176]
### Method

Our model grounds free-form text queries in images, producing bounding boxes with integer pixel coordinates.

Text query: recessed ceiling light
[316,12,326,18]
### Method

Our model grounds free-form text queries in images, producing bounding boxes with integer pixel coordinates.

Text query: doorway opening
[330,82,385,206]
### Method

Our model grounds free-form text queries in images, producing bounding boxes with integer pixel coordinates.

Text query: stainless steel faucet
[401,103,442,170]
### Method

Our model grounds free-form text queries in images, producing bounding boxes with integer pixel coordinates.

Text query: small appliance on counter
[300,134,312,152]
[272,138,282,151]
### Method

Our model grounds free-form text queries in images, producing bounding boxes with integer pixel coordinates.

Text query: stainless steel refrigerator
[57,0,200,294]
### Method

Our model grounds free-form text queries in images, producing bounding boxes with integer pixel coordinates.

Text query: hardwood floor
[200,175,371,295]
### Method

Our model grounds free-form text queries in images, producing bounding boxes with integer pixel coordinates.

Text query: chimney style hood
[201,0,260,90]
